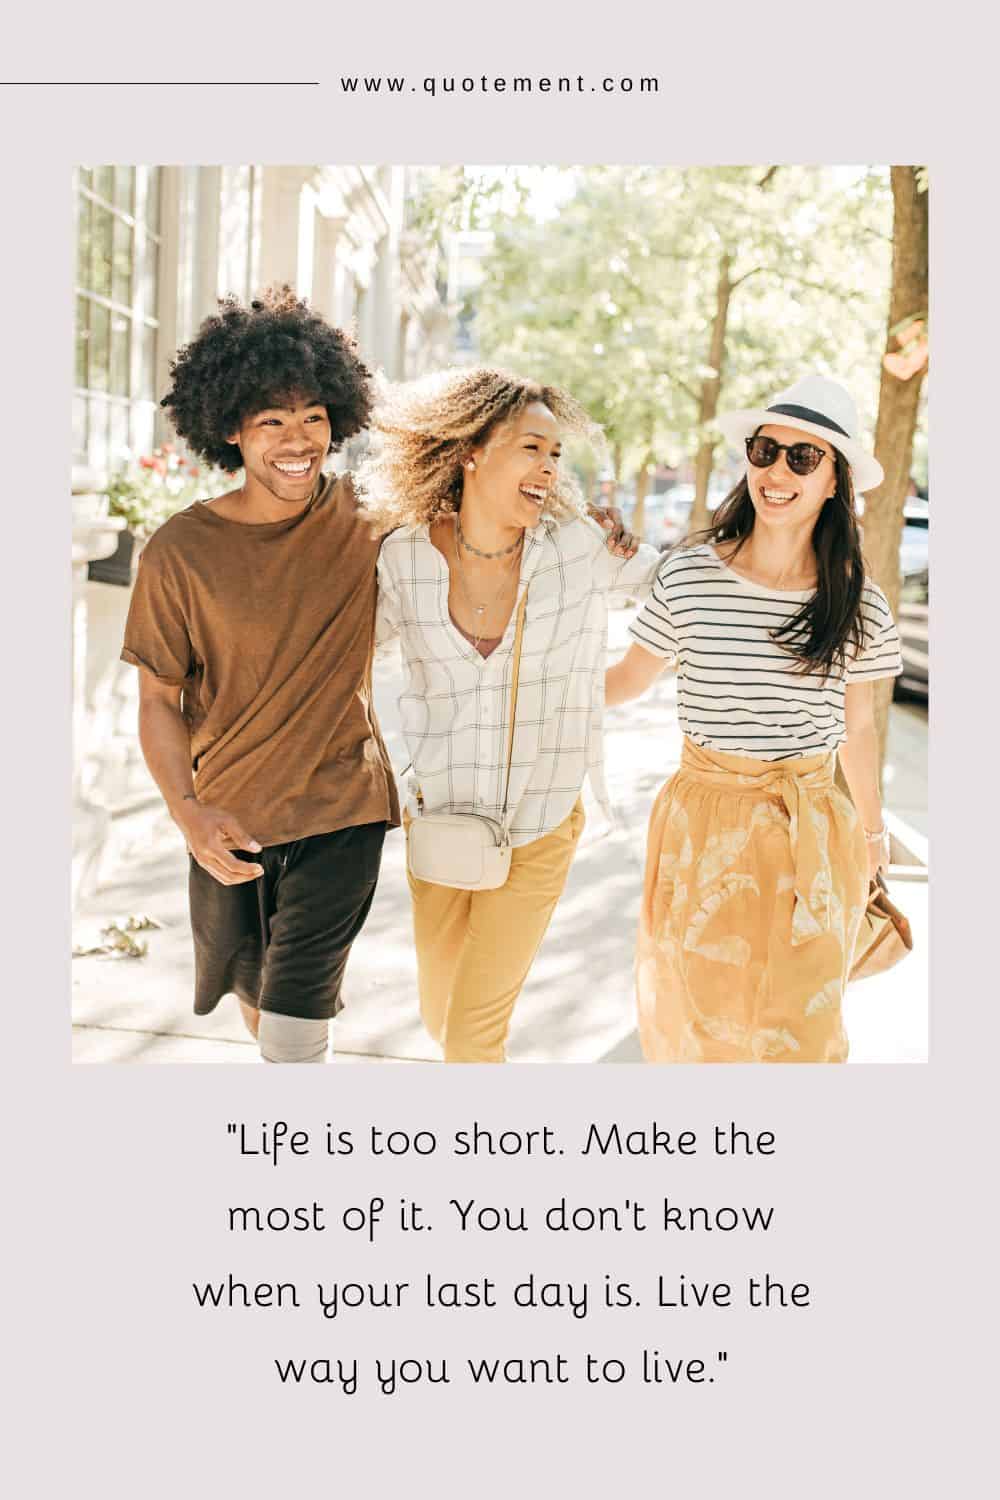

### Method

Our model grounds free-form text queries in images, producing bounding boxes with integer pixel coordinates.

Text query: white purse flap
[407,813,512,891]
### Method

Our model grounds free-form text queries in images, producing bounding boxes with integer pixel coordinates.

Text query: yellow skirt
[637,738,869,1064]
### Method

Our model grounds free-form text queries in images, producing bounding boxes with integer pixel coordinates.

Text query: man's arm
[137,670,264,886]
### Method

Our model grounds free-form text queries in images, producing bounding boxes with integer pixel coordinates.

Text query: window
[218,165,262,303]
[74,165,161,470]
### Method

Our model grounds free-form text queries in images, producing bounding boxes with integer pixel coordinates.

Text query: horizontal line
[2,80,320,86]
[72,1021,253,1046]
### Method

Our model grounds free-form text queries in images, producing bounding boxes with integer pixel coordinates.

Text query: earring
[466,459,476,471]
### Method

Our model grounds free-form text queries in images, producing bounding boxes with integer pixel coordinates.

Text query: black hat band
[765,403,850,438]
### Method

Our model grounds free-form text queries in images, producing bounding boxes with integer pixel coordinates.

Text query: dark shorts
[188,821,387,1020]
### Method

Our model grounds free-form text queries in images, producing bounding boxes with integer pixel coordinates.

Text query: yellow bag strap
[500,589,529,832]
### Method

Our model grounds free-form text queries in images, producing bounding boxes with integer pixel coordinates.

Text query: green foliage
[460,166,894,486]
[104,444,229,538]
[405,166,533,239]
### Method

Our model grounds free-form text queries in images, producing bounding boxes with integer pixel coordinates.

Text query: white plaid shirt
[376,517,661,845]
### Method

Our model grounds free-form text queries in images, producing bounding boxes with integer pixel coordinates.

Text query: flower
[104,445,228,540]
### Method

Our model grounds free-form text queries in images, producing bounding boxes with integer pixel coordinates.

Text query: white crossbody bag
[406,592,527,891]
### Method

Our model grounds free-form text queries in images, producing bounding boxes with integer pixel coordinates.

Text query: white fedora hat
[716,374,884,494]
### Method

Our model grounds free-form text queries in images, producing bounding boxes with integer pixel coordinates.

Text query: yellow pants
[405,799,585,1062]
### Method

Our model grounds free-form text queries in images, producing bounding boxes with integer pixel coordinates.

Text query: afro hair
[160,285,373,472]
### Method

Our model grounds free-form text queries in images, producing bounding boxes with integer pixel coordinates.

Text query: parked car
[625,483,729,551]
[895,504,928,701]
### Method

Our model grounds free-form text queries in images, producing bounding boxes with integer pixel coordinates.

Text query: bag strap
[499,589,529,836]
[403,587,529,824]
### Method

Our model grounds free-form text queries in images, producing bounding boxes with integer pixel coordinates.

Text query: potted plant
[88,445,228,586]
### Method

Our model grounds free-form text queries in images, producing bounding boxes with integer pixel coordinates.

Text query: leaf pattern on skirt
[683,873,759,957]
[749,800,788,835]
[750,1026,802,1060]
[700,1016,801,1060]
[805,978,842,1017]
[637,740,869,1065]
[689,935,753,966]
[670,879,688,919]
[696,828,750,889]
[791,894,825,943]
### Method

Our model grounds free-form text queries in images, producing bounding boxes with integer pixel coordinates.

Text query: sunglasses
[745,435,832,476]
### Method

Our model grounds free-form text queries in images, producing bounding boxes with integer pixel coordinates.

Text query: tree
[468,166,892,538]
[858,167,929,780]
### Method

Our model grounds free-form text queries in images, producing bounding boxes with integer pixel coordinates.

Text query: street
[72,604,928,1064]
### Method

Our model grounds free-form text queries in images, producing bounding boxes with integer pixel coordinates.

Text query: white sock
[257,1012,330,1064]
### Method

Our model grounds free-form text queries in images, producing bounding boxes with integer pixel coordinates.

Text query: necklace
[456,515,523,560]
[453,532,523,649]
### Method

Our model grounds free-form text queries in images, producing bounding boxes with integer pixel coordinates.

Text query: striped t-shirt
[628,543,903,761]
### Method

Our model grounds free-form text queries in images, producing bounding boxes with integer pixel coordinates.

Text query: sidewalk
[72,607,929,1064]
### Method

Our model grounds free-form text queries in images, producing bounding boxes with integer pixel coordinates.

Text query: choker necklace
[456,515,523,560]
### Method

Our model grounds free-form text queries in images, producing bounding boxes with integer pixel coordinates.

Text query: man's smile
[272,456,319,478]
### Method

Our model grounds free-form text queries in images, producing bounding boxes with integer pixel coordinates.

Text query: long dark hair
[687,447,866,676]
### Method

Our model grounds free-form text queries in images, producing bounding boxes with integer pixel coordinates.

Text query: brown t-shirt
[121,474,400,847]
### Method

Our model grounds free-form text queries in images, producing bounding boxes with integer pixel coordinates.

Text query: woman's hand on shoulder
[586,504,639,558]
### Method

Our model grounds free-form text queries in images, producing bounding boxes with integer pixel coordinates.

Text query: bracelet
[863,825,887,844]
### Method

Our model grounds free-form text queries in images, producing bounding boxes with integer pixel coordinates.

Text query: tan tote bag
[849,871,914,983]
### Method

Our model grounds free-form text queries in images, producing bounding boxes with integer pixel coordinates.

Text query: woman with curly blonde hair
[359,366,662,1063]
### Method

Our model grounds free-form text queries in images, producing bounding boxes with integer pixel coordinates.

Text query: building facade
[72,164,454,906]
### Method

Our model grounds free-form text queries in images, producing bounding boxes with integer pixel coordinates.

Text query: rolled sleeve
[120,543,193,685]
[375,550,402,650]
[627,560,679,661]
[848,583,904,682]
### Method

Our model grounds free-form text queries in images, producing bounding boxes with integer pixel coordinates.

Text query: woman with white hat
[606,375,903,1063]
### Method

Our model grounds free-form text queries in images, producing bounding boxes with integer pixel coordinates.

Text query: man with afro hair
[121,287,400,1063]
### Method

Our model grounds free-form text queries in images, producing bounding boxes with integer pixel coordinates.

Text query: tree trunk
[863,167,929,784]
[632,449,654,539]
[689,252,732,533]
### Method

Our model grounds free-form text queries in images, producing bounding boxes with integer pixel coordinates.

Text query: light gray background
[3,2,995,1495]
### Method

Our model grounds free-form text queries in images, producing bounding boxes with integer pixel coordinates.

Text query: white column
[258,167,313,292]
[72,471,127,908]
[312,213,348,324]
[193,166,222,325]
[153,168,183,447]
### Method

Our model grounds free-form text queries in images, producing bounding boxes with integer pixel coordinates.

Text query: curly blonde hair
[355,365,603,533]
